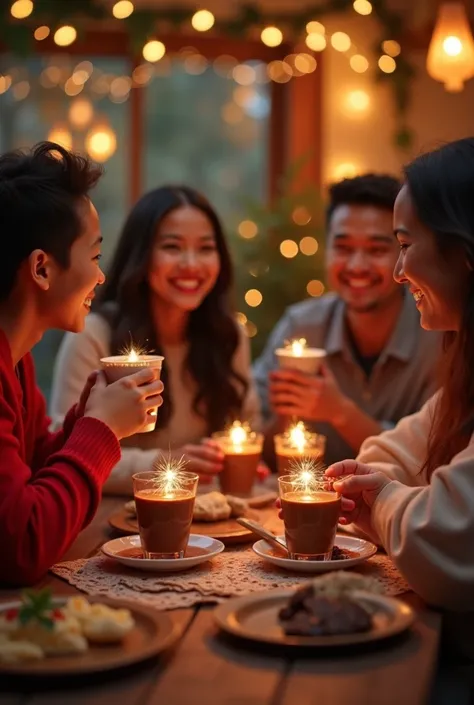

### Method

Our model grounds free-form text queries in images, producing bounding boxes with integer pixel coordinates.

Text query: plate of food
[109,490,278,545]
[252,534,378,573]
[101,534,225,572]
[0,589,179,676]
[214,572,414,648]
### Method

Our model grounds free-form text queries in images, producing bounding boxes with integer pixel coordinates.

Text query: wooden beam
[0,30,289,61]
[285,55,323,190]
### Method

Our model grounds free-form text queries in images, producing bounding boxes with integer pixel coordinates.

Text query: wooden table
[0,497,442,705]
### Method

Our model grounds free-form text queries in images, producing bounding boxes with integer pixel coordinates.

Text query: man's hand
[269,364,349,424]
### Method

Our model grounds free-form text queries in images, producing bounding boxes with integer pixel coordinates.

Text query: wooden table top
[0,496,442,705]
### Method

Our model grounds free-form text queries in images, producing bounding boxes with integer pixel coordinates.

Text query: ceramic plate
[252,534,377,573]
[101,533,225,572]
[109,507,266,545]
[214,589,414,647]
[0,596,179,677]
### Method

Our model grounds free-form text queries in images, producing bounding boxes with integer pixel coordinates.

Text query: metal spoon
[236,517,289,556]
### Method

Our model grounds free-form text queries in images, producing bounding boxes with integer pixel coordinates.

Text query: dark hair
[0,141,103,302]
[404,137,474,478]
[326,173,401,226]
[95,185,248,433]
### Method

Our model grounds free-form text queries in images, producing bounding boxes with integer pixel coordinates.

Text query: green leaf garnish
[18,588,55,630]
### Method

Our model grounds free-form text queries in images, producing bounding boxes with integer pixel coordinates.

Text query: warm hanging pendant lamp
[426,1,474,91]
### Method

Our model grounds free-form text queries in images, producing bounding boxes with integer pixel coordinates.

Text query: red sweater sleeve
[0,388,121,587]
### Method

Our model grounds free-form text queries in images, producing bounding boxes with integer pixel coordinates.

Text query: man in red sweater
[0,141,164,586]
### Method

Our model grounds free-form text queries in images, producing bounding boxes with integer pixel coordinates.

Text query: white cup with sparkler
[278,458,341,561]
[275,338,326,375]
[212,421,263,497]
[100,346,164,433]
[274,421,326,477]
[132,457,199,559]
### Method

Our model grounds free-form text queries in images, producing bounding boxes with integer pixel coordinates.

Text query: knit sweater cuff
[61,416,121,484]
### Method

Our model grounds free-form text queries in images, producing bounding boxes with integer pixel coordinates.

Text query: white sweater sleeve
[356,393,439,487]
[371,438,474,609]
[50,314,159,496]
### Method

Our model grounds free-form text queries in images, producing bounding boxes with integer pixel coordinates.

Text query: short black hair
[326,173,401,226]
[0,141,103,301]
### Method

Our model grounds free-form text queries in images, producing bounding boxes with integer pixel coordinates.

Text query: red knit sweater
[0,330,121,586]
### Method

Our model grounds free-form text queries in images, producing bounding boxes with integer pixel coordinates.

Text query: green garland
[1,0,415,149]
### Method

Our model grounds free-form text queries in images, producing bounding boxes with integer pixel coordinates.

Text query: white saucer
[101,534,225,572]
[252,534,377,573]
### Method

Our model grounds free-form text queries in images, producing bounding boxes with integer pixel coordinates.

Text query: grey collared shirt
[252,292,441,465]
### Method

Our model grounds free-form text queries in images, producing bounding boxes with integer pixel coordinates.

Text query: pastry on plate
[0,637,44,663]
[124,500,136,516]
[65,597,135,644]
[224,494,248,518]
[79,604,135,644]
[193,491,232,521]
[193,491,250,521]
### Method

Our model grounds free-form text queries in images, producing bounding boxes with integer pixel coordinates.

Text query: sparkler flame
[150,454,189,497]
[288,457,326,494]
[119,341,150,361]
[230,421,248,446]
[288,421,308,451]
[286,338,307,356]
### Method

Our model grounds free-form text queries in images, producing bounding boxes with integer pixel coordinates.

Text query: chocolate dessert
[279,583,372,636]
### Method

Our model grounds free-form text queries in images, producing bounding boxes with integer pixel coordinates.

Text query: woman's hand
[166,439,225,484]
[325,459,390,542]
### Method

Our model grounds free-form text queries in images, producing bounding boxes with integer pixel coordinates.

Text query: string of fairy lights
[1,0,400,169]
[5,1,402,89]
[2,0,402,342]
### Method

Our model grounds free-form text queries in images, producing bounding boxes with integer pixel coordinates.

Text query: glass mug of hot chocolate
[212,424,264,497]
[274,432,326,477]
[278,474,341,561]
[132,471,199,559]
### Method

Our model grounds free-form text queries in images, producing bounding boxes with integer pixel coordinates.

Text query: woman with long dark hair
[50,185,260,494]
[323,137,474,619]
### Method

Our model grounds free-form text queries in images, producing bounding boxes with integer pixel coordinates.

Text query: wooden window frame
[1,29,322,203]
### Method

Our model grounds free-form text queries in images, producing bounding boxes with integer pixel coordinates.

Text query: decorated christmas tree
[232,159,327,357]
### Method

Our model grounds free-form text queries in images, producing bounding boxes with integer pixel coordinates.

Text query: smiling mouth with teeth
[84,297,92,308]
[413,291,423,302]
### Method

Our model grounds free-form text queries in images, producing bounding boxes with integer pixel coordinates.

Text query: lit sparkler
[287,421,308,452]
[287,456,326,494]
[119,341,150,361]
[150,454,189,497]
[285,338,307,356]
[229,420,248,447]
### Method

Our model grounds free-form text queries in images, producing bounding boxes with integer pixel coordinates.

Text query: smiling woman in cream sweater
[325,138,474,635]
[50,186,260,496]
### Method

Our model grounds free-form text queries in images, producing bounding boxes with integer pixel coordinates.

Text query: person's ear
[28,249,54,291]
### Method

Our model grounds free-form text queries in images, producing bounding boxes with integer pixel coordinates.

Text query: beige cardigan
[357,393,474,613]
[49,313,261,495]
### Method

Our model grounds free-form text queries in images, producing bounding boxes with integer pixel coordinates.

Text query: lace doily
[52,546,410,611]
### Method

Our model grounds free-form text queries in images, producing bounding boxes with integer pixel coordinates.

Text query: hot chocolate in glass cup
[212,422,263,497]
[278,463,341,561]
[274,422,326,477]
[132,469,199,559]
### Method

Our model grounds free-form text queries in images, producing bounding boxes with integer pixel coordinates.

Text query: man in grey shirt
[253,174,440,467]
